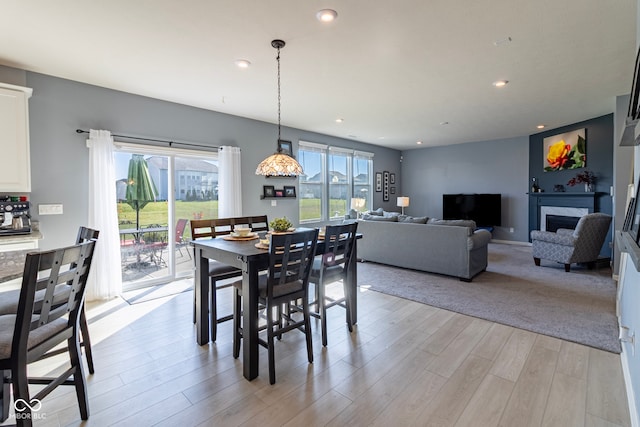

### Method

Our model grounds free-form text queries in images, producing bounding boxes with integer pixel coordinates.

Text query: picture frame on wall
[390,186,396,194]
[263,185,275,198]
[390,173,395,184]
[375,172,382,192]
[284,186,296,197]
[278,139,293,156]
[275,190,284,197]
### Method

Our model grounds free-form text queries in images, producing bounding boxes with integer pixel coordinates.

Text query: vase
[585,183,593,192]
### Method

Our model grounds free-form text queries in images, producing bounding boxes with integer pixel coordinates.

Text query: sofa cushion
[427,218,477,229]
[398,215,428,224]
[361,214,398,222]
[383,211,400,218]
[368,208,384,216]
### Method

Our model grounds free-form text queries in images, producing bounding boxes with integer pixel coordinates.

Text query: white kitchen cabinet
[0,82,32,192]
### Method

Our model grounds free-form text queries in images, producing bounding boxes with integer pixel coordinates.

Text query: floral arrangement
[544,134,586,171]
[269,216,293,232]
[567,170,596,186]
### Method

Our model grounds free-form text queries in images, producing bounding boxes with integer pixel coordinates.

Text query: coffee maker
[0,201,32,235]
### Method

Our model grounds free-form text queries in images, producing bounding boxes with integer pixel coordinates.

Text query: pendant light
[255,39,304,177]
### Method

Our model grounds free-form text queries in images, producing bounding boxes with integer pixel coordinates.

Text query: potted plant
[567,170,596,192]
[269,217,293,233]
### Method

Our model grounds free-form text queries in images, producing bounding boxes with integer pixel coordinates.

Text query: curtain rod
[75,129,219,150]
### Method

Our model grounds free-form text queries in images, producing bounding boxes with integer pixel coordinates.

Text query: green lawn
[118,200,218,228]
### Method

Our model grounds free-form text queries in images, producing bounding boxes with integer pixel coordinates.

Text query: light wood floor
[0,283,631,427]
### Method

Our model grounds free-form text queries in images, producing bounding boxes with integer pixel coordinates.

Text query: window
[299,141,373,223]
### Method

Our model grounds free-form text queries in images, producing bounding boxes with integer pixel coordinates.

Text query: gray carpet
[357,243,621,353]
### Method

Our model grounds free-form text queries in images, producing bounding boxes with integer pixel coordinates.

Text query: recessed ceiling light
[335,118,344,123]
[440,121,449,125]
[234,59,251,69]
[416,141,423,145]
[316,9,338,22]
[492,80,509,87]
[493,37,512,47]
[537,124,545,129]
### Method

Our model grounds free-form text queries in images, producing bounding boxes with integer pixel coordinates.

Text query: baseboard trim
[490,239,531,246]
[621,346,639,427]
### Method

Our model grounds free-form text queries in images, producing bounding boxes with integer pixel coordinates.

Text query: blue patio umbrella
[125,154,158,236]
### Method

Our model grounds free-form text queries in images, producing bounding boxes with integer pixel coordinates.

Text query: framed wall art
[278,139,292,156]
[263,185,275,198]
[284,186,296,197]
[390,173,395,184]
[543,128,586,172]
[376,172,382,192]
[631,185,640,243]
[383,171,390,202]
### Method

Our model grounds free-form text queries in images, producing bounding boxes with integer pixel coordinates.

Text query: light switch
[271,200,277,207]
[39,204,63,215]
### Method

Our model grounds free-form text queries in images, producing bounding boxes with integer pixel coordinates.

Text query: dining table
[192,229,359,381]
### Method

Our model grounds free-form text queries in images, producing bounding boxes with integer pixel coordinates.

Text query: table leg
[348,243,358,325]
[195,248,210,345]
[242,257,260,380]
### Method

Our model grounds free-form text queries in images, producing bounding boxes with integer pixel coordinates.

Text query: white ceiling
[1,0,637,150]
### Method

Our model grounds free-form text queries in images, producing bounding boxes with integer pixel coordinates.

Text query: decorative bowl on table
[233,226,252,237]
[269,217,293,233]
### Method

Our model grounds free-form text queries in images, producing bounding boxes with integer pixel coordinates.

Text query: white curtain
[218,146,242,217]
[86,129,122,300]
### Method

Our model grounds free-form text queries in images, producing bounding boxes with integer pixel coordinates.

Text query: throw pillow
[368,208,384,216]
[398,215,428,224]
[383,211,400,218]
[428,218,477,229]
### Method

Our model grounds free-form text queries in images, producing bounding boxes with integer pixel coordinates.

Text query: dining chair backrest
[76,226,100,244]
[266,229,319,298]
[15,240,97,360]
[319,222,359,275]
[190,215,269,239]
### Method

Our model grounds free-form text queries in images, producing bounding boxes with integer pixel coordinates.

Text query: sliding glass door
[115,147,218,290]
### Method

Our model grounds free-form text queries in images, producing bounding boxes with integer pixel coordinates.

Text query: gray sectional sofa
[356,214,492,281]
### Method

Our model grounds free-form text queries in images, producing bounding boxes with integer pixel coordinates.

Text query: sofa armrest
[531,230,575,245]
[468,229,491,250]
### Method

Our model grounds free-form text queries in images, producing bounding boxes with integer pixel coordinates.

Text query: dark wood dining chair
[308,222,358,346]
[0,226,99,374]
[190,215,269,341]
[0,239,97,425]
[232,229,318,384]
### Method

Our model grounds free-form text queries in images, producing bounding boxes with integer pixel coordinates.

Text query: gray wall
[16,69,400,250]
[401,136,530,242]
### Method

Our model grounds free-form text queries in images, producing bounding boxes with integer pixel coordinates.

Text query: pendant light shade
[255,39,304,177]
[255,152,304,176]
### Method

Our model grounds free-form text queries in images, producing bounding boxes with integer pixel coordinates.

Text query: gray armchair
[530,212,612,272]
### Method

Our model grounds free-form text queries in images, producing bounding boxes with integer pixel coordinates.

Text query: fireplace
[540,206,588,231]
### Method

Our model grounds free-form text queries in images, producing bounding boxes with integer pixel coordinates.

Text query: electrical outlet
[509,227,514,233]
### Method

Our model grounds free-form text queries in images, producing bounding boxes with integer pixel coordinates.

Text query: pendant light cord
[276,44,282,146]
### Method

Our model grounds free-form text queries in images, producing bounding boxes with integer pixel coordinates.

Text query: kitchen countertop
[0,230,42,244]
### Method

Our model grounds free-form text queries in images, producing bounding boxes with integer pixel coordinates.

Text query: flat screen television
[442,194,502,227]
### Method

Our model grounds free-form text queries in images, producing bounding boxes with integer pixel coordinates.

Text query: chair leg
[343,280,353,333]
[319,283,328,347]
[80,308,95,374]
[267,304,277,385]
[564,264,571,272]
[233,287,241,359]
[69,336,89,420]
[192,281,197,324]
[12,363,31,426]
[210,278,218,342]
[303,299,313,364]
[1,370,9,422]
[534,257,541,266]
